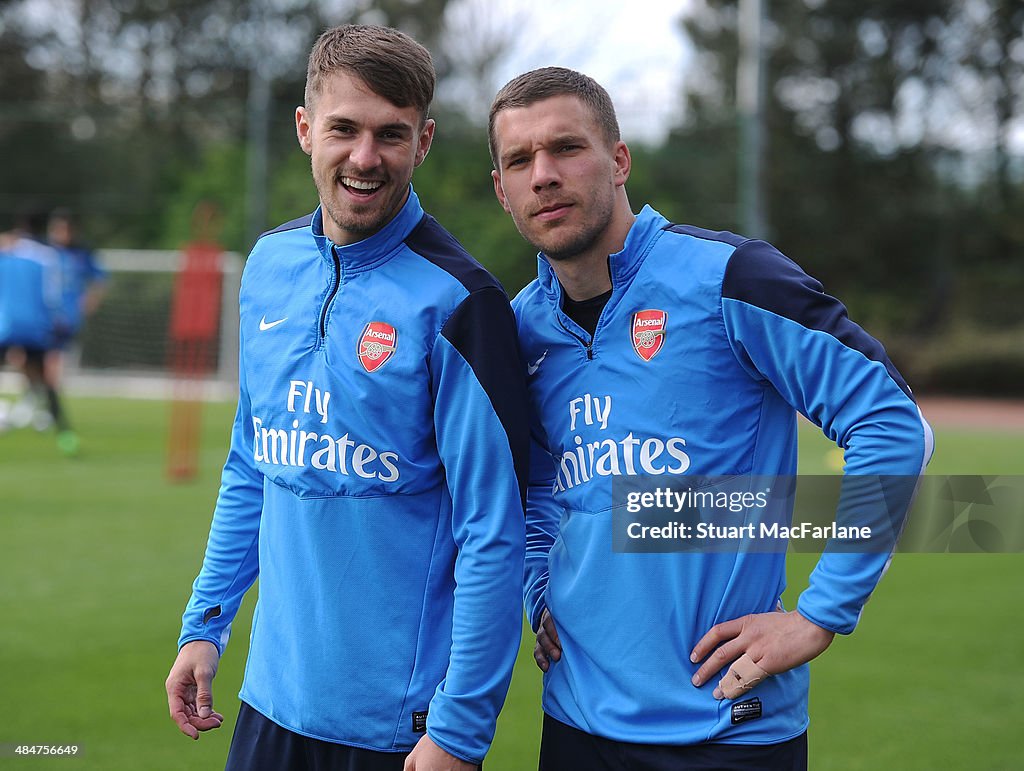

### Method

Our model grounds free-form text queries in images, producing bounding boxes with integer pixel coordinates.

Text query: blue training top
[178,189,529,764]
[513,204,933,746]
[0,236,62,350]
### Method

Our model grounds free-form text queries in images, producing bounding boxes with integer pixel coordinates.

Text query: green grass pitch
[0,396,1020,769]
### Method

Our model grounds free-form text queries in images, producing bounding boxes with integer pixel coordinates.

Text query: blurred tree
[0,10,59,226]
[672,0,1024,345]
[7,0,1020,393]
[412,127,538,294]
[1,0,318,243]
[0,0,469,248]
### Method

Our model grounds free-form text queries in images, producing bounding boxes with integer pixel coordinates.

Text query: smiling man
[165,26,529,771]
[489,67,933,770]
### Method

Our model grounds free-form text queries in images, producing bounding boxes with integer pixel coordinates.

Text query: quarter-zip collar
[535,204,669,306]
[310,185,425,274]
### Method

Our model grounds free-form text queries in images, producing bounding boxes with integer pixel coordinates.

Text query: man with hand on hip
[489,66,932,770]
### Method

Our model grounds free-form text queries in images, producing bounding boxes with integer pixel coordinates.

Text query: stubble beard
[527,194,615,264]
[538,226,604,264]
[314,163,400,242]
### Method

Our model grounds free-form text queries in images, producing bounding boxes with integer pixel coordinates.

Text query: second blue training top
[513,205,933,746]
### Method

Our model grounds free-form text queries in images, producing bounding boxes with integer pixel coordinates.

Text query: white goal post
[10,248,244,400]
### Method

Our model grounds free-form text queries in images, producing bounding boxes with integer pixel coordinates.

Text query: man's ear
[491,169,511,213]
[613,140,631,187]
[296,106,312,156]
[414,119,436,167]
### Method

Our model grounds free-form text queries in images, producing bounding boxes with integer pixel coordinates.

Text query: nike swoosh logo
[527,349,548,376]
[259,315,287,331]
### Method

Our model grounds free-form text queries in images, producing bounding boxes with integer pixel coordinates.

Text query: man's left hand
[404,734,478,771]
[689,610,835,699]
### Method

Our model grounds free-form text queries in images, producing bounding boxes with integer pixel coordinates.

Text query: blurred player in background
[489,67,933,770]
[0,208,78,454]
[46,207,108,385]
[165,24,528,771]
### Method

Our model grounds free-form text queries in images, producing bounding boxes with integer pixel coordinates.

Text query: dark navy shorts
[0,346,46,367]
[224,702,410,771]
[538,713,808,771]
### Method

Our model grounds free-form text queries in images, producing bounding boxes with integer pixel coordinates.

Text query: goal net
[66,248,242,400]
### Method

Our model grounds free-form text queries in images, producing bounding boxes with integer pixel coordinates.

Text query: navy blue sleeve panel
[721,294,932,633]
[426,326,526,763]
[718,239,933,634]
[256,212,314,242]
[664,222,747,249]
[722,238,915,401]
[440,287,530,507]
[406,215,507,294]
[409,218,527,758]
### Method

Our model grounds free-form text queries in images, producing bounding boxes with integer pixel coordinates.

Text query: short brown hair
[305,25,435,122]
[488,67,621,168]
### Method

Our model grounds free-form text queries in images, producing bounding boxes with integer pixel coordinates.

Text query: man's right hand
[165,640,225,739]
[533,608,562,672]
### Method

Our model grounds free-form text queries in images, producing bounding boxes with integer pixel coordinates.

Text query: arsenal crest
[631,309,667,362]
[357,321,398,372]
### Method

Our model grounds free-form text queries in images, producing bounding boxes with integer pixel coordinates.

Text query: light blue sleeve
[523,432,562,632]
[425,288,529,764]
[722,240,934,634]
[177,334,264,653]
